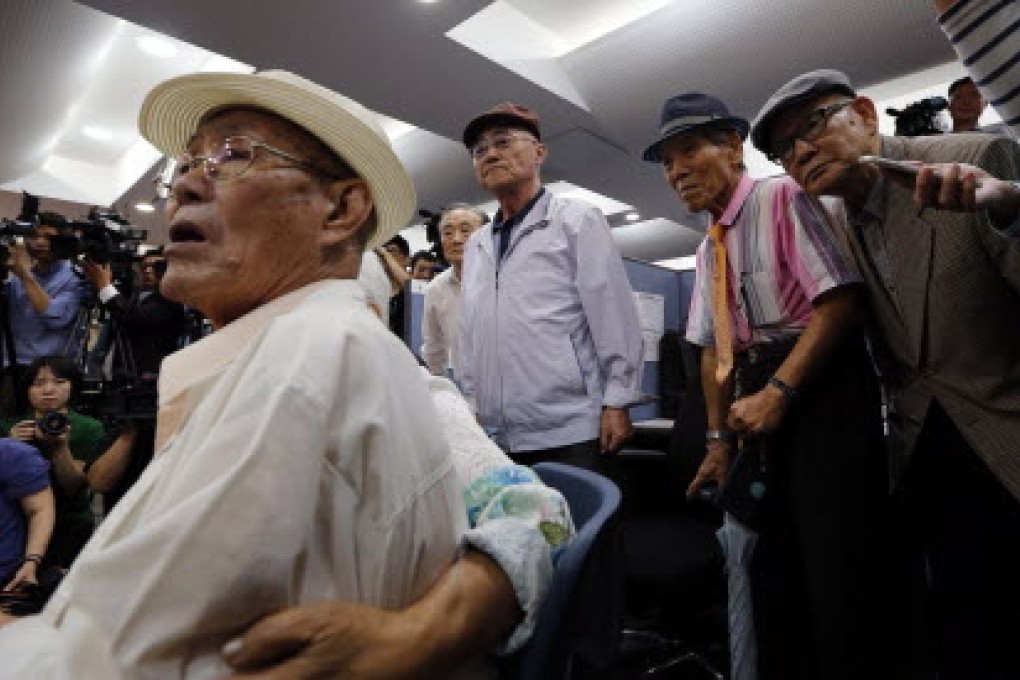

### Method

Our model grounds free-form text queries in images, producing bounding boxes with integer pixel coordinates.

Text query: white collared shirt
[422,266,462,376]
[0,280,472,679]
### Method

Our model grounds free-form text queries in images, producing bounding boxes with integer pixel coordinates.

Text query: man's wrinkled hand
[727,386,787,438]
[686,443,731,499]
[911,163,1019,224]
[600,406,633,453]
[225,601,425,680]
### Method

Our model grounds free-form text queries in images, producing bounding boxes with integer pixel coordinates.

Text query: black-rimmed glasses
[768,99,854,165]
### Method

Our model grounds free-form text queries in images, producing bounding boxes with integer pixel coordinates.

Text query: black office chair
[499,462,623,680]
[616,347,729,680]
[620,506,727,679]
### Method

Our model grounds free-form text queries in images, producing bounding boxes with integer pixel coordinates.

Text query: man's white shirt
[0,280,471,679]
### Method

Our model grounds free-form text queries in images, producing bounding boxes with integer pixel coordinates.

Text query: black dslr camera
[35,411,70,438]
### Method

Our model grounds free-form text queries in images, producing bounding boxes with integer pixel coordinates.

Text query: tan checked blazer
[835,133,1020,499]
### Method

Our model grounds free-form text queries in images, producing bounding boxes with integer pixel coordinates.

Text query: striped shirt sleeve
[779,183,862,302]
[940,0,1020,135]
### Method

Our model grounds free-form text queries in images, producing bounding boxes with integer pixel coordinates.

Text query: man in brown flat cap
[457,103,644,473]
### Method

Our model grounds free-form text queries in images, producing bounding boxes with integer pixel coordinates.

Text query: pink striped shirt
[686,174,860,350]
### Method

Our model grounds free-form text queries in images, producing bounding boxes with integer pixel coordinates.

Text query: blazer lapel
[880,137,934,365]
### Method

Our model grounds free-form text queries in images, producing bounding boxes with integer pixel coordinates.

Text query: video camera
[0,219,41,277]
[0,208,148,273]
[887,96,948,138]
[66,209,148,265]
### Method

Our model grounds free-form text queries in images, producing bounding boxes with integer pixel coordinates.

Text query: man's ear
[533,142,548,167]
[726,129,744,169]
[852,96,879,128]
[322,178,373,248]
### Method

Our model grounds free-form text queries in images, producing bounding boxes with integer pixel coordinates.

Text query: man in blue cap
[752,68,1020,680]
[646,91,891,680]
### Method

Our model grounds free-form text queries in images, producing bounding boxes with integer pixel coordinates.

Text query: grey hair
[439,202,490,228]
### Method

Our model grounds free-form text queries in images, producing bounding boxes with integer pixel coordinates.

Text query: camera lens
[36,411,70,437]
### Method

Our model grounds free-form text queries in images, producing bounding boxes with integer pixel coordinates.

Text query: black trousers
[741,337,895,680]
[898,402,1020,680]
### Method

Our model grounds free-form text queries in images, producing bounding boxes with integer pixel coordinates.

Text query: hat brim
[750,84,856,154]
[138,71,416,250]
[641,117,749,162]
[462,112,541,148]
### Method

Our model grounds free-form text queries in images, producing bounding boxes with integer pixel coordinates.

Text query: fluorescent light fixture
[654,255,698,270]
[136,36,178,59]
[377,116,418,143]
[81,126,113,142]
[134,202,156,213]
[625,212,640,222]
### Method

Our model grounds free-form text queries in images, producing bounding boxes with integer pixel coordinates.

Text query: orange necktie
[708,222,733,385]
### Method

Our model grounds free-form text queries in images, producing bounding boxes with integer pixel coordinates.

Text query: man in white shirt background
[422,203,488,378]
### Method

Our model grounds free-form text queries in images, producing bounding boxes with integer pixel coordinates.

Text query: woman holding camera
[1,356,105,570]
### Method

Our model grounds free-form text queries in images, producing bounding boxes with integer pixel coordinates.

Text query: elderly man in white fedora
[0,70,506,679]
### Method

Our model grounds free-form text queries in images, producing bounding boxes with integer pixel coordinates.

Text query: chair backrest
[501,462,623,680]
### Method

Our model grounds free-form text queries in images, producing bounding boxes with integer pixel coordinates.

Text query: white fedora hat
[138,69,416,249]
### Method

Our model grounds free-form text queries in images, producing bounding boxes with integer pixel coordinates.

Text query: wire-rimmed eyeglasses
[154,135,345,199]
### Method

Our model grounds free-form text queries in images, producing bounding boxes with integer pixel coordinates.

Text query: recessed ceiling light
[625,212,640,222]
[81,126,113,142]
[136,36,178,59]
[135,202,156,213]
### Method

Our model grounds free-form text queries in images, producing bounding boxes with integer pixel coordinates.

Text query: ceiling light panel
[135,35,177,58]
[81,125,113,141]
[507,0,671,55]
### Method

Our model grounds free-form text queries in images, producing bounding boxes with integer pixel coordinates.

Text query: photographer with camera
[82,249,189,378]
[82,250,188,511]
[0,356,105,571]
[4,214,84,374]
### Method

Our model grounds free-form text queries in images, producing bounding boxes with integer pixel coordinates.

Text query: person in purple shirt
[0,439,54,593]
[5,212,85,370]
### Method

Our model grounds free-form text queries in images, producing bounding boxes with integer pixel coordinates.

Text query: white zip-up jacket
[458,190,643,452]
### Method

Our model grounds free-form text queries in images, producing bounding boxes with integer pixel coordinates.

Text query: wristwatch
[705,429,733,443]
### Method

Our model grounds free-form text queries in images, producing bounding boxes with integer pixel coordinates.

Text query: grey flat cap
[750,69,857,155]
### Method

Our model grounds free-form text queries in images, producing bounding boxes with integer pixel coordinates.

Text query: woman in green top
[2,356,105,569]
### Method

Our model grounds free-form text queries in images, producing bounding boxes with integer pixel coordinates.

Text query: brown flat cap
[462,102,541,148]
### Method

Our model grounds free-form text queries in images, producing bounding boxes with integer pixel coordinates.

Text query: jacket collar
[475,187,553,262]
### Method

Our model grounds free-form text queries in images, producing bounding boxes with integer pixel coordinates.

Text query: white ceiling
[1,0,967,261]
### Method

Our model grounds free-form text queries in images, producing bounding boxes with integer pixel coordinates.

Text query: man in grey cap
[458,102,643,470]
[646,91,890,680]
[752,68,1020,680]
